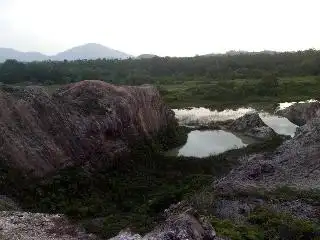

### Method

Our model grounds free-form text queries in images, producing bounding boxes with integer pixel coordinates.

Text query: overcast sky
[0,0,319,57]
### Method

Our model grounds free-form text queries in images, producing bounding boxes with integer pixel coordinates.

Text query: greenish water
[167,130,257,157]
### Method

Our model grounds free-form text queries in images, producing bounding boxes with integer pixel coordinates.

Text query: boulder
[0,80,179,177]
[109,231,142,240]
[110,212,216,240]
[277,101,320,126]
[0,211,99,240]
[228,113,277,140]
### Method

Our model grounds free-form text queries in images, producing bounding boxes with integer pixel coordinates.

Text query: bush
[209,216,263,240]
[208,206,320,240]
[248,207,319,239]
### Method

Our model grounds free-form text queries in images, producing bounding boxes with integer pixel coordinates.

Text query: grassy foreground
[0,136,285,238]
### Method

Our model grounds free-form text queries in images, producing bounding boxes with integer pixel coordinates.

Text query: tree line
[0,49,320,85]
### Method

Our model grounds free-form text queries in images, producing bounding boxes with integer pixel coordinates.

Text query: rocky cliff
[277,101,320,126]
[0,80,178,177]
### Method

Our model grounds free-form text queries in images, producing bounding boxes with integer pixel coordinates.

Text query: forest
[1,49,320,107]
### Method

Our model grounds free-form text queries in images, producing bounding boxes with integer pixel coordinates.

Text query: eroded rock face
[110,213,216,240]
[0,80,177,177]
[228,113,277,140]
[215,117,320,190]
[0,211,99,240]
[277,101,320,126]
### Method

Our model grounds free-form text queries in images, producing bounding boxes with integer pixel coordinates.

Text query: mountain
[52,43,132,61]
[0,43,133,62]
[0,48,49,62]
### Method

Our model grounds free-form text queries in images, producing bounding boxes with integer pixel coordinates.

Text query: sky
[0,0,320,57]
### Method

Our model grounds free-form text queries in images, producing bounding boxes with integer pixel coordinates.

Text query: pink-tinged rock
[0,80,177,177]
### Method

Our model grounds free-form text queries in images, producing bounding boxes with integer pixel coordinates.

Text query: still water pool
[167,130,256,157]
[170,105,300,157]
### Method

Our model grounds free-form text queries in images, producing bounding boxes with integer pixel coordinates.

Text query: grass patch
[208,206,320,240]
[209,216,263,240]
[160,76,320,109]
[248,207,320,239]
[219,185,320,207]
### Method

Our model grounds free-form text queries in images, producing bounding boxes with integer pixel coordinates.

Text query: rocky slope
[215,116,320,191]
[277,101,320,126]
[0,80,178,177]
[0,211,99,240]
[158,103,320,239]
[110,212,217,240]
[163,107,320,239]
[0,208,218,240]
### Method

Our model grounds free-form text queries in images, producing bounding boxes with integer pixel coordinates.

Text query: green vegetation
[1,50,320,108]
[267,186,320,205]
[209,207,320,240]
[193,184,320,239]
[209,216,263,240]
[2,50,320,85]
[160,75,320,108]
[20,157,213,237]
[0,137,284,238]
[248,207,319,239]
[220,185,320,206]
[1,52,320,238]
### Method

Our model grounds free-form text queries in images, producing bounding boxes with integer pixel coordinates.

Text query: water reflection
[278,99,318,110]
[173,107,255,125]
[173,107,298,137]
[170,106,300,158]
[259,113,297,137]
[167,130,253,158]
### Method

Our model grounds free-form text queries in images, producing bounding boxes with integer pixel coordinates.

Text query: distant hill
[136,54,158,59]
[0,43,133,62]
[52,43,132,61]
[0,48,49,62]
[0,45,281,63]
